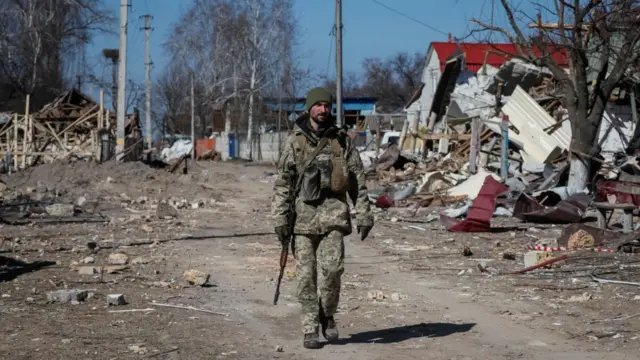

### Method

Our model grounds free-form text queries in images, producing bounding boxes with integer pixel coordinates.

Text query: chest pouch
[329,140,350,194]
[299,161,323,203]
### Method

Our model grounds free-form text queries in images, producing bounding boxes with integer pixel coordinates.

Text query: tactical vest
[294,133,350,202]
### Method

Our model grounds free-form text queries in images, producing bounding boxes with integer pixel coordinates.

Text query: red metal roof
[430,42,569,72]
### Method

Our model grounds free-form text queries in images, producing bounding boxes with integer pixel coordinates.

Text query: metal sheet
[498,85,568,163]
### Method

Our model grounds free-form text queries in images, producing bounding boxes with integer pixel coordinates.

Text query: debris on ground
[183,269,210,286]
[46,289,89,304]
[107,294,126,306]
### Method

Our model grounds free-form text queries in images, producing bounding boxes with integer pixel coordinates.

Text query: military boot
[322,316,339,341]
[319,303,339,341]
[303,333,320,349]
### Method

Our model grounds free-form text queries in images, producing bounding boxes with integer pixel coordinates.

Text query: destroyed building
[361,36,640,257]
[0,88,142,172]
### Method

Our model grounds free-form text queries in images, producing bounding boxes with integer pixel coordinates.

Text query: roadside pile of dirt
[0,159,228,203]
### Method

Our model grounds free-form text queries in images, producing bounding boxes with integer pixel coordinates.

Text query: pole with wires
[335,0,343,128]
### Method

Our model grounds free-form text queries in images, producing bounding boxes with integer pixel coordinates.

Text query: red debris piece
[440,176,509,232]
[375,194,394,209]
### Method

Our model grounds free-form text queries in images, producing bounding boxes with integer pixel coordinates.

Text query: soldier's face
[310,102,331,123]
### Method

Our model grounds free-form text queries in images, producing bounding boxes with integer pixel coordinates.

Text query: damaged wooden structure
[0,88,141,170]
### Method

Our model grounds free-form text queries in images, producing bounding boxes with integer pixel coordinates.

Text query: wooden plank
[418,133,472,141]
[375,118,381,156]
[12,113,17,169]
[22,95,30,168]
[56,105,98,135]
[452,129,492,158]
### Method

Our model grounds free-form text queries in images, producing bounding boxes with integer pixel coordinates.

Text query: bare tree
[471,0,640,192]
[164,0,238,107]
[0,0,114,111]
[321,71,365,98]
[87,68,143,116]
[235,0,295,160]
[161,0,243,140]
[157,0,299,158]
[360,52,425,112]
[321,52,425,112]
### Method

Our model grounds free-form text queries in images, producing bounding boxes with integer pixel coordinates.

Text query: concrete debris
[45,204,75,217]
[367,290,386,300]
[80,256,95,264]
[156,202,178,219]
[107,294,126,306]
[46,289,88,304]
[77,265,128,275]
[104,265,129,274]
[131,256,149,265]
[128,344,148,355]
[524,251,556,268]
[75,196,87,207]
[191,199,205,209]
[78,266,101,275]
[567,293,593,303]
[183,269,210,286]
[108,253,129,265]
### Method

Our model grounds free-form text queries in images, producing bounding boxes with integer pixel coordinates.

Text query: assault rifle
[273,191,296,305]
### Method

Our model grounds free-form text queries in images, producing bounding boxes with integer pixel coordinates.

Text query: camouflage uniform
[271,113,374,336]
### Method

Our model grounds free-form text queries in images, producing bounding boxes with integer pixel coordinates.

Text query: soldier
[271,87,374,349]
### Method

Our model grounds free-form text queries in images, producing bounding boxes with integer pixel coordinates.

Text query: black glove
[357,225,372,241]
[275,225,290,246]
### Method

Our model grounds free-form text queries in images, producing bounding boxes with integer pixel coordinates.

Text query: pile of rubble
[361,57,640,259]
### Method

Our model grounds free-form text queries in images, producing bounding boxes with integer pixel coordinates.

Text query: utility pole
[190,71,195,159]
[102,49,119,114]
[141,14,153,149]
[115,0,129,161]
[233,64,239,158]
[335,0,343,128]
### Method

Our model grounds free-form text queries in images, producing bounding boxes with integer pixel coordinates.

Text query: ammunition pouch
[329,140,350,194]
[295,133,351,203]
[299,161,323,203]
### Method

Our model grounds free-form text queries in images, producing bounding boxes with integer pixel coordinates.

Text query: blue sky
[85,0,523,103]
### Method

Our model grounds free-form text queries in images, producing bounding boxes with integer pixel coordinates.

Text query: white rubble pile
[359,150,378,169]
[449,72,498,121]
[161,140,193,161]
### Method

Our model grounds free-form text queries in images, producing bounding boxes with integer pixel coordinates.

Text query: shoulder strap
[294,137,330,191]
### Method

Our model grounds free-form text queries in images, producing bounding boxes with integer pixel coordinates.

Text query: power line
[325,25,335,78]
[370,0,448,36]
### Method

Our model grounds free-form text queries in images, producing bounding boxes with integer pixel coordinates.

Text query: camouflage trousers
[294,230,345,334]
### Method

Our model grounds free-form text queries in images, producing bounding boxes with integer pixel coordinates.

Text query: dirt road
[0,161,637,359]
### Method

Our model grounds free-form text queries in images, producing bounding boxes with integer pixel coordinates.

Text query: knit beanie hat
[306,87,333,111]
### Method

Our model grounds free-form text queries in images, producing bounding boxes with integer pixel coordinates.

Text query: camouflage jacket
[271,114,373,235]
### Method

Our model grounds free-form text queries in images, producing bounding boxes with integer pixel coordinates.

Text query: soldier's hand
[357,225,372,241]
[275,225,290,246]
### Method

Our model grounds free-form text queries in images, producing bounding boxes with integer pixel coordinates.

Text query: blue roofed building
[262,96,378,130]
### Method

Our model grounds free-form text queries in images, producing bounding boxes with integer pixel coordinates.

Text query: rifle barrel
[273,247,288,305]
